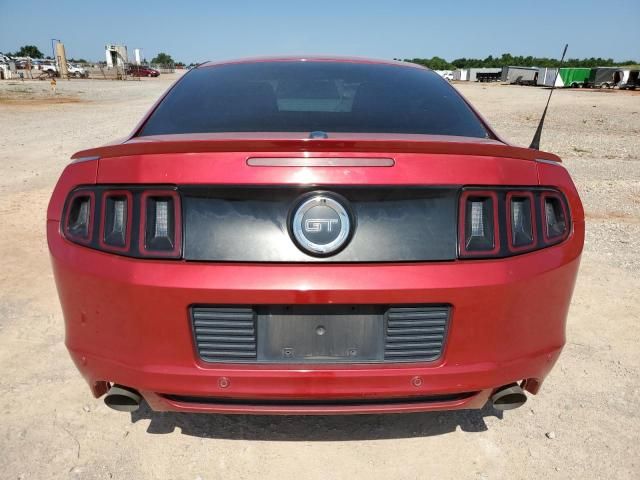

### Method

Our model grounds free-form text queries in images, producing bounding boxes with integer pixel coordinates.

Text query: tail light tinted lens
[507,192,535,250]
[459,191,499,256]
[139,191,181,257]
[542,193,568,242]
[64,192,94,243]
[101,191,132,250]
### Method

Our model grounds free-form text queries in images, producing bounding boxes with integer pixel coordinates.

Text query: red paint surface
[48,138,583,413]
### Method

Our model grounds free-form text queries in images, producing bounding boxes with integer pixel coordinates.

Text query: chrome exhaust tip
[491,383,527,411]
[104,384,142,412]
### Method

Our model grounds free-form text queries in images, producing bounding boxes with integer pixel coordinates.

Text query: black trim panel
[191,305,451,364]
[182,186,459,262]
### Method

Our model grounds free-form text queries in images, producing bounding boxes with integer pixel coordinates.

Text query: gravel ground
[0,76,638,480]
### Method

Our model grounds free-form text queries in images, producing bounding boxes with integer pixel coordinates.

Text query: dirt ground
[1,75,638,480]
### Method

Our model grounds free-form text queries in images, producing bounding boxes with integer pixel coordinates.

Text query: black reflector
[104,196,128,247]
[544,196,567,239]
[465,197,494,251]
[67,195,91,239]
[510,197,533,246]
[145,196,175,251]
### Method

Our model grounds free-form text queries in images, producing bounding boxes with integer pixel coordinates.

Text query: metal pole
[51,38,59,61]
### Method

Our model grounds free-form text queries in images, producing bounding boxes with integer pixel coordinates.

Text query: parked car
[40,62,57,74]
[48,57,584,415]
[68,64,88,78]
[40,63,88,78]
[126,65,160,77]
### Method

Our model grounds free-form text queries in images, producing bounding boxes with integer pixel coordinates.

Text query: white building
[453,69,469,81]
[105,44,128,68]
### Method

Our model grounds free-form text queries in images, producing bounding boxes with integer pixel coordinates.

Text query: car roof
[198,56,426,70]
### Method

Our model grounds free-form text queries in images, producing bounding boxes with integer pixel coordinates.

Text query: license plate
[257,306,384,362]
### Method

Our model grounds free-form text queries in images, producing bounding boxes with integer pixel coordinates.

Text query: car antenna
[529,43,568,150]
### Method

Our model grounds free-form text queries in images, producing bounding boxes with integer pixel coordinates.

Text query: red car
[126,65,160,77]
[48,57,584,415]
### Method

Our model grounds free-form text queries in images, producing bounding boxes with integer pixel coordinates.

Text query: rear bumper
[49,219,583,414]
[70,349,558,414]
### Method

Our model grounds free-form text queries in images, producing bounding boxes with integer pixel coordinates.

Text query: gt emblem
[305,218,338,233]
[291,193,352,256]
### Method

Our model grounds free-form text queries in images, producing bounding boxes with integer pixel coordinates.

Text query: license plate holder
[257,306,384,363]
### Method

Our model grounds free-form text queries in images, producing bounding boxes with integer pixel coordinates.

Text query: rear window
[138,61,489,138]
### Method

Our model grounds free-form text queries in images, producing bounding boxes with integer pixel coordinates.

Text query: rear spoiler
[72,138,561,163]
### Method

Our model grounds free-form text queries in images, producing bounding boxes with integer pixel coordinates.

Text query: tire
[74,72,81,78]
[147,73,152,77]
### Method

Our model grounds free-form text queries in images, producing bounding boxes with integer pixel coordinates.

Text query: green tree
[426,56,453,70]
[14,45,44,58]
[404,56,453,70]
[151,52,175,65]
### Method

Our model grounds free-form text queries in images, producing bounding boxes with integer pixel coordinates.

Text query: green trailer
[557,68,591,87]
[537,67,591,87]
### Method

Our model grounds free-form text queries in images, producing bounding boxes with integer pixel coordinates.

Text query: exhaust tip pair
[102,382,529,413]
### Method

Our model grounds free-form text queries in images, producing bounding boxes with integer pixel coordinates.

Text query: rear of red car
[127,66,160,77]
[48,58,584,414]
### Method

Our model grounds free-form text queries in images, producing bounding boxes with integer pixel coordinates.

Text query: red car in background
[48,57,584,415]
[126,65,160,77]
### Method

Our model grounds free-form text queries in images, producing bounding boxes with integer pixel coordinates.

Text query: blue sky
[1,0,638,63]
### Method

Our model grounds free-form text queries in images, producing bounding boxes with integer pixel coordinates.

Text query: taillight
[62,186,181,259]
[541,192,569,244]
[100,191,132,251]
[459,187,570,259]
[506,191,536,252]
[64,191,94,244]
[139,190,181,257]
[459,191,499,257]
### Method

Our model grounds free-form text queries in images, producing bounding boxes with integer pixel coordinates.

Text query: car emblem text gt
[291,193,352,255]
[304,218,338,233]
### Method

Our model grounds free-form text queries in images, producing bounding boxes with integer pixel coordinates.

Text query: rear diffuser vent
[192,307,257,362]
[384,306,449,362]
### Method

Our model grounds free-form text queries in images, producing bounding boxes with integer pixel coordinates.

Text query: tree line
[400,54,638,70]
